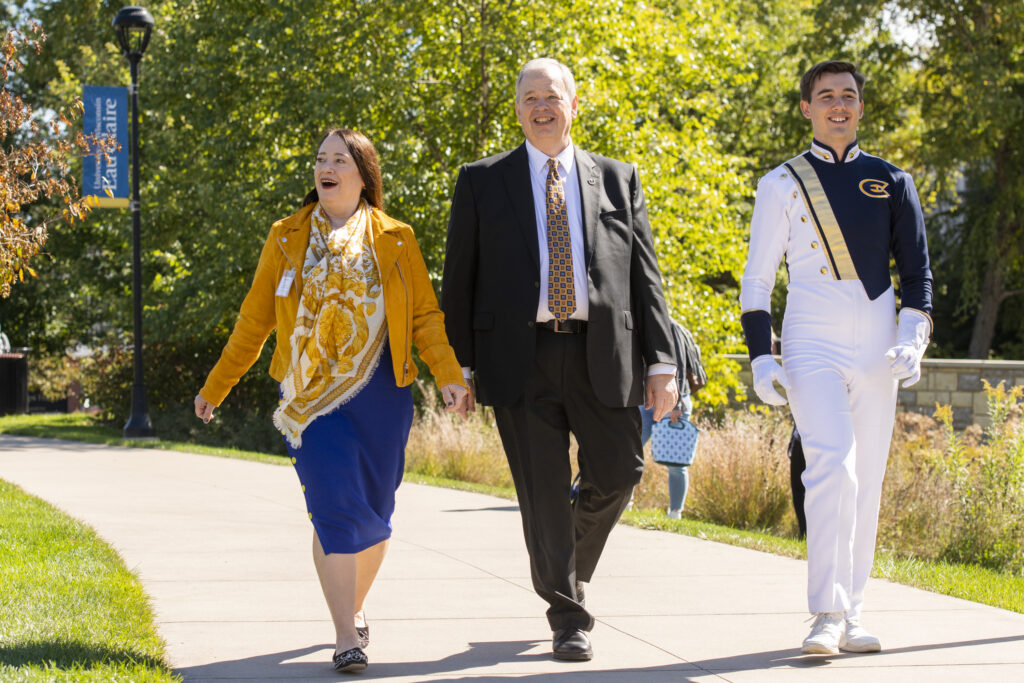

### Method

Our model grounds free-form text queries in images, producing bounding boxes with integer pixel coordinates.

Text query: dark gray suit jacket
[440,143,674,407]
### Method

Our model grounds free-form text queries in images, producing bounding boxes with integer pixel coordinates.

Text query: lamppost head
[112,6,155,61]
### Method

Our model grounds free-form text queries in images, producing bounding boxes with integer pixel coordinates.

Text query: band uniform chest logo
[859,179,890,198]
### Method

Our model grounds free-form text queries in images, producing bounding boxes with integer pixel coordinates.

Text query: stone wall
[726,355,1024,429]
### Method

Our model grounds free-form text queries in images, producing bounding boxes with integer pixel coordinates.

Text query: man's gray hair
[515,58,576,100]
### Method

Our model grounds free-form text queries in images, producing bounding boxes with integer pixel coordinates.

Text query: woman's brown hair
[303,128,383,209]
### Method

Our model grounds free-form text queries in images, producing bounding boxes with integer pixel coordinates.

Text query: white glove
[750,354,790,406]
[885,309,931,387]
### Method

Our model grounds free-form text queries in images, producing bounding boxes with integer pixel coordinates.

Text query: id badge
[275,269,295,297]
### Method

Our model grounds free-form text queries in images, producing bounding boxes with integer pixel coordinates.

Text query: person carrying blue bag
[641,319,707,518]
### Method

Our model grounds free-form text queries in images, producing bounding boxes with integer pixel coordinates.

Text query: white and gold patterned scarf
[273,201,387,448]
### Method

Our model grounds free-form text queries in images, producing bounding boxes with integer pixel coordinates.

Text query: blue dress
[284,339,414,554]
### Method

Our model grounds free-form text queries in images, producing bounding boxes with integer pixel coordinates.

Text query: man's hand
[885,309,931,388]
[750,355,789,406]
[645,374,679,422]
[458,369,477,414]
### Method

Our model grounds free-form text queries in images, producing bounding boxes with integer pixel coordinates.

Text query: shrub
[876,411,958,560]
[405,382,511,488]
[26,352,77,403]
[938,381,1024,573]
[84,337,286,455]
[647,410,796,533]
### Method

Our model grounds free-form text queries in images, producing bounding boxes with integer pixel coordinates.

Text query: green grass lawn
[0,479,180,682]
[3,413,1023,617]
[0,413,288,466]
[624,510,1024,613]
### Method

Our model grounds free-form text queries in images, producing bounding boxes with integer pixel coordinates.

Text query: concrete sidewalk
[1,434,1023,682]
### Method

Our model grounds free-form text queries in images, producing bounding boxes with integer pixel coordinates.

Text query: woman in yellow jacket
[195,128,469,673]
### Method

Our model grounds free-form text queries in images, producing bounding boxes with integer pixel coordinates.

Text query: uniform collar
[810,139,861,164]
[525,138,576,178]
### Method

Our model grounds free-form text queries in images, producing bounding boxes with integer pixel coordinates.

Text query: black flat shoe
[333,647,368,673]
[552,627,593,661]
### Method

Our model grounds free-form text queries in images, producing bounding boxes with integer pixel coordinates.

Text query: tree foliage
[2,0,768,433]
[19,0,1019,436]
[806,0,1024,358]
[0,22,94,298]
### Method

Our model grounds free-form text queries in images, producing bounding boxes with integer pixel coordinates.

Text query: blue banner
[82,85,130,208]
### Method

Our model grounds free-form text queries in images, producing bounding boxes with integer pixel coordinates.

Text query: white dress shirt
[525,139,589,322]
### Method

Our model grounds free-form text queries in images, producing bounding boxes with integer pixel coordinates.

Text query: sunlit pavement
[3,433,1024,682]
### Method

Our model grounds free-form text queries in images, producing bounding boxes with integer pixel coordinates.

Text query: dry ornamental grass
[405,381,1024,573]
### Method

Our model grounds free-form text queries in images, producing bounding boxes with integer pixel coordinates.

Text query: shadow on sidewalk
[175,633,1024,680]
[678,633,1024,675]
[176,640,549,680]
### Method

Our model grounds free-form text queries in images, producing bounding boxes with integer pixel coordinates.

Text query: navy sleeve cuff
[898,274,933,316]
[741,310,773,360]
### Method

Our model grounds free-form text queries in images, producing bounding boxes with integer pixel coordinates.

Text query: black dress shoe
[552,627,593,661]
[333,647,368,673]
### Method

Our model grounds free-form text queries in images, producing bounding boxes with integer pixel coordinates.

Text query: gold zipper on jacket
[396,260,410,382]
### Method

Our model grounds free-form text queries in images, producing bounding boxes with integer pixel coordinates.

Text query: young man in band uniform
[740,60,932,654]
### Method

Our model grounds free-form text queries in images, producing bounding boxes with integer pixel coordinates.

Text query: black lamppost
[113,6,155,438]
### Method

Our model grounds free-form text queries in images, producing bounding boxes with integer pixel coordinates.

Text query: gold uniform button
[811,241,819,249]
[301,485,306,492]
[820,266,828,274]
[824,153,831,159]
[801,216,808,222]
[291,457,297,464]
[848,152,854,159]
[308,512,313,520]
[792,191,798,198]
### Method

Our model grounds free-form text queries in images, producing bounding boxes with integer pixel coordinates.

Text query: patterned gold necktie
[545,158,575,321]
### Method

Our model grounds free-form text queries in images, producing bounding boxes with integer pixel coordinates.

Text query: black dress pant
[492,328,644,632]
[788,427,807,539]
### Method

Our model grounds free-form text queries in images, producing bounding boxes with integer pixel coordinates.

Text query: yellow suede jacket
[199,203,465,406]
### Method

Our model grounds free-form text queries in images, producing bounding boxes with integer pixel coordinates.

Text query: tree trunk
[967,256,1004,358]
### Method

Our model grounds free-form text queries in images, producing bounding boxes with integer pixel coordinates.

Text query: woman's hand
[194,394,215,424]
[440,384,471,418]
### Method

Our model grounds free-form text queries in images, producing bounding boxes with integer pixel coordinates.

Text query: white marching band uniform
[740,139,933,619]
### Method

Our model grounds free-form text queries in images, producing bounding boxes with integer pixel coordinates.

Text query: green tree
[0,21,94,299]
[1,1,147,353]
[810,0,1024,359]
[4,0,774,440]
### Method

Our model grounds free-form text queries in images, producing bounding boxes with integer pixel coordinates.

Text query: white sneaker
[667,509,682,519]
[802,612,844,655]
[840,618,881,652]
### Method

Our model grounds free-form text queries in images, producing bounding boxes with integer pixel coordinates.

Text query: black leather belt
[538,319,587,334]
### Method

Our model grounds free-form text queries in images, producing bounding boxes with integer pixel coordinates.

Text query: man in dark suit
[441,58,678,661]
